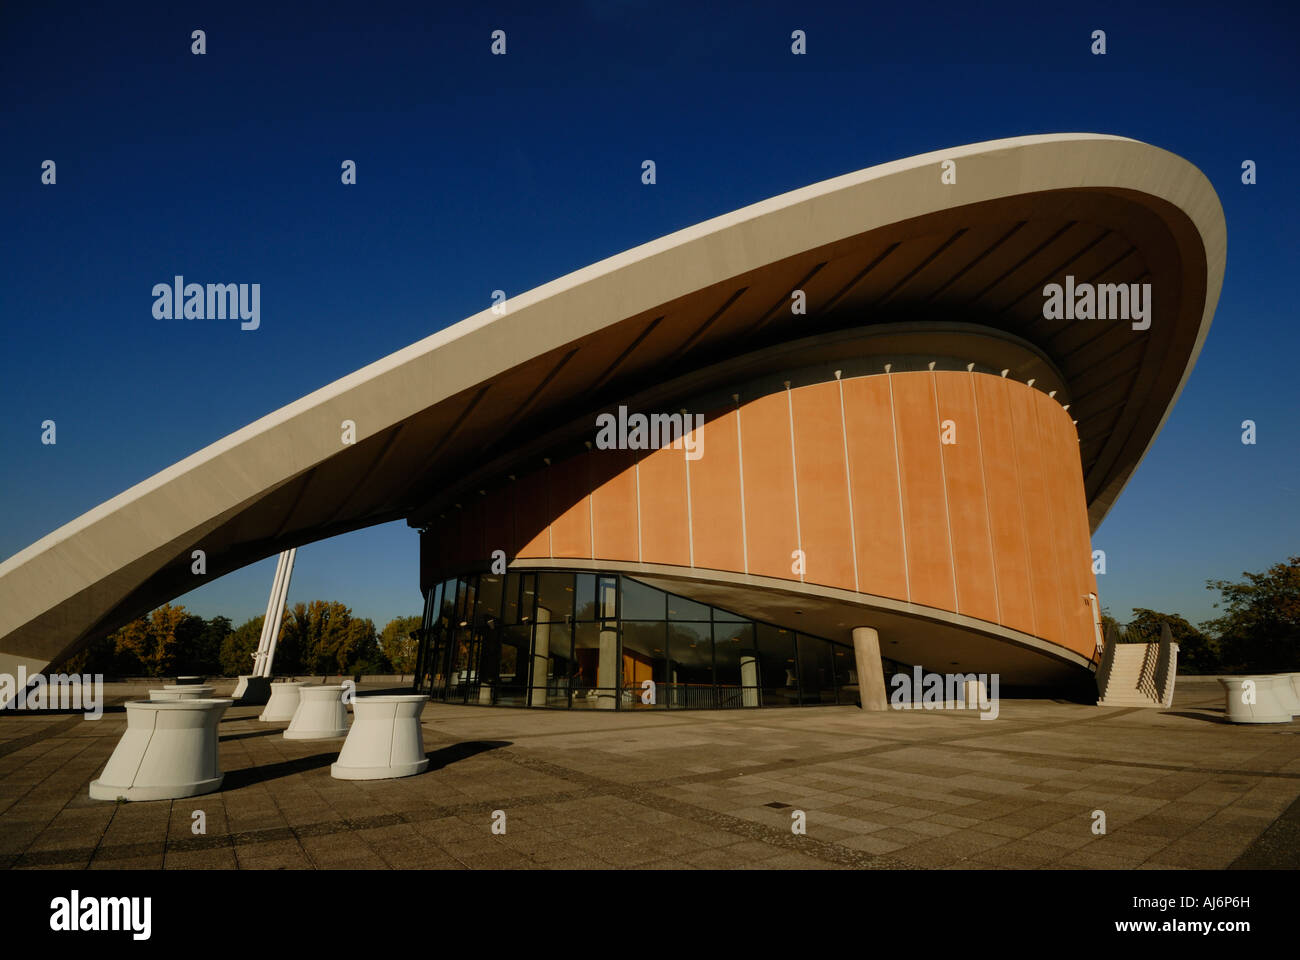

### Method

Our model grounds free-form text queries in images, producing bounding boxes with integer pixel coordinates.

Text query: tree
[112,617,152,676]
[1202,556,1300,673]
[380,616,422,679]
[220,616,264,676]
[1126,608,1219,674]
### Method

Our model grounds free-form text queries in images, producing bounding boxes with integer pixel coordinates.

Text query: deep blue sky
[2,1,1297,631]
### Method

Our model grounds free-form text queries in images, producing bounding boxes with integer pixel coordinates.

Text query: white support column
[530,607,551,707]
[259,548,296,678]
[852,626,888,712]
[252,551,288,676]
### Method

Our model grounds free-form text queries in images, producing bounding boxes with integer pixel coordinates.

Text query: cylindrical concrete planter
[89,699,232,801]
[1272,674,1300,716]
[233,675,272,706]
[284,685,350,740]
[151,686,214,701]
[1219,677,1292,723]
[162,684,215,698]
[332,695,430,780]
[259,681,308,722]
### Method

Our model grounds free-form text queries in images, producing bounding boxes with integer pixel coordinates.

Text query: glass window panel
[621,577,666,621]
[475,574,504,629]
[502,573,524,624]
[757,623,800,706]
[572,621,618,710]
[713,622,757,708]
[797,634,837,704]
[620,620,668,709]
[536,572,575,625]
[574,574,597,621]
[597,576,618,621]
[519,573,538,624]
[667,622,712,708]
[493,624,530,706]
[530,618,572,708]
[667,594,710,621]
[831,642,857,705]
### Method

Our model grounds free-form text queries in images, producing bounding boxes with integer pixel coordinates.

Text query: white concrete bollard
[162,684,215,698]
[259,681,308,722]
[233,675,272,706]
[1219,677,1292,724]
[152,686,213,701]
[90,699,232,801]
[284,685,350,740]
[332,696,430,780]
[1272,674,1300,716]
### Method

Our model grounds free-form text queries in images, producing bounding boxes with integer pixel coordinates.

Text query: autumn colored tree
[380,615,422,679]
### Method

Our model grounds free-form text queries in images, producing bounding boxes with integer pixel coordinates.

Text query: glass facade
[413,571,860,710]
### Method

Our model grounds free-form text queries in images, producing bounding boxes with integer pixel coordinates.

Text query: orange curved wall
[422,371,1100,660]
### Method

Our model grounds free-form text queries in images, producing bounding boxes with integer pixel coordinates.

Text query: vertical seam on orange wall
[1009,387,1039,638]
[587,449,595,560]
[735,399,749,575]
[634,454,643,564]
[837,376,860,594]
[1036,396,1069,651]
[886,370,911,604]
[684,424,695,569]
[970,373,1003,626]
[785,384,804,583]
[931,370,960,612]
[545,462,554,559]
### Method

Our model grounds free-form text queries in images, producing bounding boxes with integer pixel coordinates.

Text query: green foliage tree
[220,616,264,676]
[1125,608,1219,674]
[380,615,422,679]
[1202,556,1300,673]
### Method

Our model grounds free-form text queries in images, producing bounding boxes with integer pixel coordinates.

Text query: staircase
[1095,622,1178,708]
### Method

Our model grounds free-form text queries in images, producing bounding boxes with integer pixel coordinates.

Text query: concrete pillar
[530,607,551,707]
[597,628,618,710]
[851,626,888,712]
[740,655,759,707]
[259,548,296,678]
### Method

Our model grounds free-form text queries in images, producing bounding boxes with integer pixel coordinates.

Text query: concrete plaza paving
[1,677,1297,870]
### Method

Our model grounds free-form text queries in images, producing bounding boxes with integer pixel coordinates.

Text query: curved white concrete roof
[0,133,1226,672]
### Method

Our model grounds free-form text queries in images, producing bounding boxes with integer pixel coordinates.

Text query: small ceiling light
[884,363,892,373]
[1027,378,1036,387]
[1062,404,1070,412]
[927,361,936,371]
[834,369,842,380]
[966,362,975,372]
[1000,369,1009,378]
[1048,390,1057,398]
